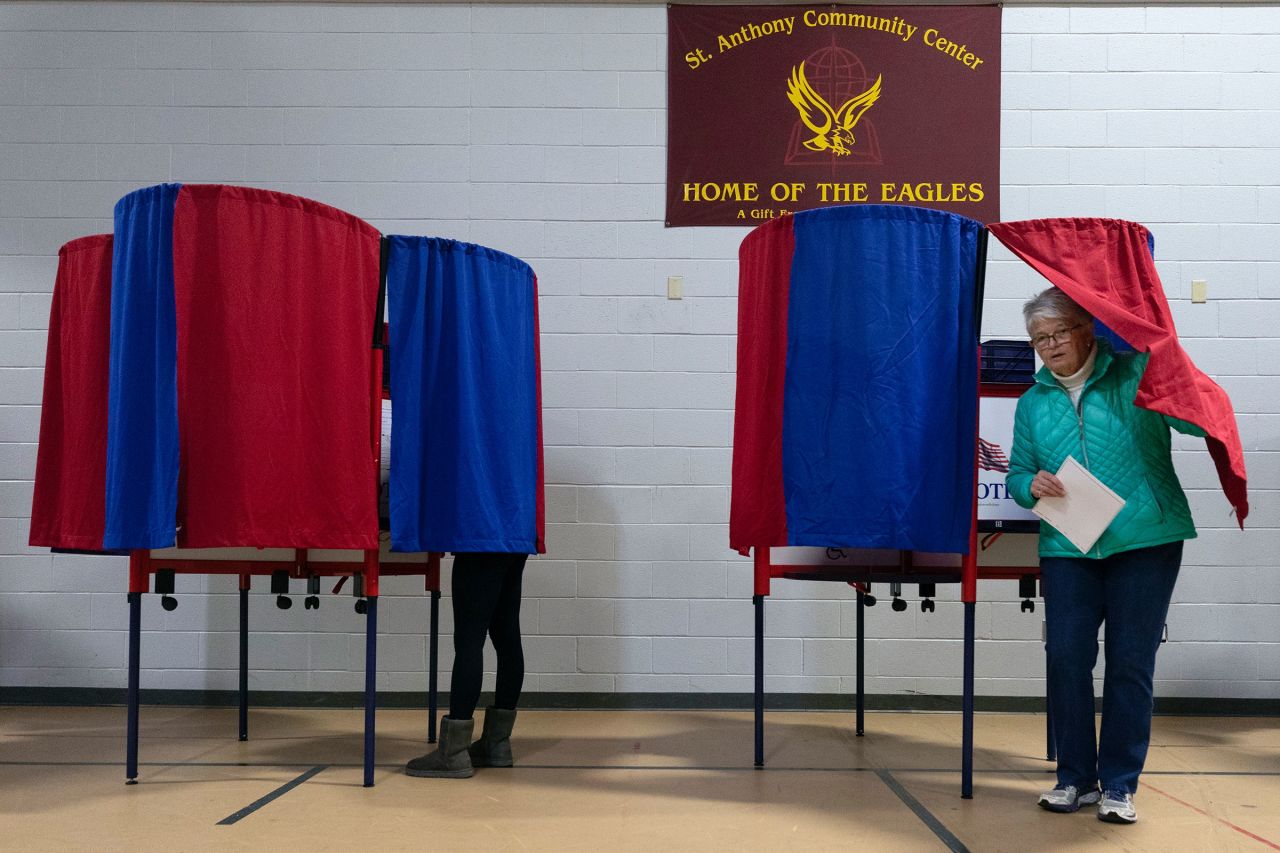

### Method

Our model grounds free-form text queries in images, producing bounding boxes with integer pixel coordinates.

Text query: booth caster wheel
[304,577,321,611]
[160,595,178,612]
[1018,575,1038,614]
[921,598,935,613]
[272,570,292,610]
[863,595,877,607]
[891,597,907,612]
[354,598,368,615]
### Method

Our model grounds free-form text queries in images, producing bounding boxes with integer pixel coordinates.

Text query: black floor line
[0,760,319,768]
[2,759,1279,777]
[216,765,327,826]
[875,769,970,853]
[466,763,876,772]
[1144,770,1280,776]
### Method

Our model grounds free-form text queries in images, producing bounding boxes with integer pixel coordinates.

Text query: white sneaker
[1038,784,1101,813]
[1098,790,1137,824]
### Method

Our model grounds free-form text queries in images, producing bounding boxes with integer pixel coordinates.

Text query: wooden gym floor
[0,706,1277,852]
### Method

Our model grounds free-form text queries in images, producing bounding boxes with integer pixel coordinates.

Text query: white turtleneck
[1050,344,1098,410]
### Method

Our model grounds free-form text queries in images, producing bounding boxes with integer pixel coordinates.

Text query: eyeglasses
[1030,323,1082,350]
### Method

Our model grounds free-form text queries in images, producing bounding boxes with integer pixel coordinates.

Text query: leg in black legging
[488,554,528,710]
[449,553,506,720]
[449,553,528,720]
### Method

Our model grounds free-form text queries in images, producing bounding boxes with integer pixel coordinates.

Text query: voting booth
[732,205,1047,797]
[733,210,1249,798]
[30,185,544,787]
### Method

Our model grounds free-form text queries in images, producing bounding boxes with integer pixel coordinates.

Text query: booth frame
[743,229,1048,798]
[120,236,445,789]
[124,549,444,788]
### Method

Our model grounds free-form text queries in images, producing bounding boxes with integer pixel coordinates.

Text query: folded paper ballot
[1031,456,1126,554]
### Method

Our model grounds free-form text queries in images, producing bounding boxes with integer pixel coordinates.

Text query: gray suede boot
[469,707,517,768]
[405,716,474,778]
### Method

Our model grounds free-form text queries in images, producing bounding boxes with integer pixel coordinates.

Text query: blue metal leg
[856,589,865,736]
[364,596,378,788]
[753,594,764,768]
[239,584,249,742]
[961,601,975,799]
[428,590,440,744]
[126,591,141,784]
[1045,647,1056,762]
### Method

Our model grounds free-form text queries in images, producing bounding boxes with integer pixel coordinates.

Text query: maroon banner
[667,5,1000,226]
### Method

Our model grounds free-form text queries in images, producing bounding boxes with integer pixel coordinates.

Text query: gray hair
[1023,287,1092,332]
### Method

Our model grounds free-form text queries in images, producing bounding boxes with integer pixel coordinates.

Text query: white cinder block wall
[0,3,1276,700]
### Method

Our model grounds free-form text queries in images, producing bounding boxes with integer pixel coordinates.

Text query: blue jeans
[1042,541,1182,795]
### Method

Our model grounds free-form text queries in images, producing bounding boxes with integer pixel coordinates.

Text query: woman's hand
[1030,470,1066,500]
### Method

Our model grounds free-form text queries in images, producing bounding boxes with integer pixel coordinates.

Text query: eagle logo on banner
[786,61,882,156]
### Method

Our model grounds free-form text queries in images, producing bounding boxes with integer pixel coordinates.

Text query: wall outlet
[1191,279,1207,303]
[667,275,683,300]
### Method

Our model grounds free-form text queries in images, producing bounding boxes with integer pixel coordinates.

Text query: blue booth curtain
[104,183,182,549]
[780,204,981,553]
[386,236,540,553]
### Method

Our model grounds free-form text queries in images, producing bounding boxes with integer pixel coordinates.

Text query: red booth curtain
[30,235,114,549]
[171,185,382,548]
[989,217,1248,525]
[729,215,795,554]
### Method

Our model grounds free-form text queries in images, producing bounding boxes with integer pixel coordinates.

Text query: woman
[405,552,529,778]
[1007,288,1203,824]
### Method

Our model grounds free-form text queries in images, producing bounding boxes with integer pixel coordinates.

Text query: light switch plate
[667,275,683,300]
[1191,280,1207,303]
